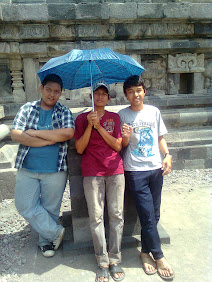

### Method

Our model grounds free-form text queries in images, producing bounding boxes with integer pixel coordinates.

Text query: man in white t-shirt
[119,75,174,281]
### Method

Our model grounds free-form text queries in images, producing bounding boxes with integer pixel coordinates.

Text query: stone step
[166,126,212,146]
[169,144,212,170]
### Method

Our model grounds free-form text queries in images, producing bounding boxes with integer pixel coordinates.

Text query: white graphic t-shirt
[119,105,167,171]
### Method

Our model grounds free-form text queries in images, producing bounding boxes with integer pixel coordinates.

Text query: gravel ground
[0,168,211,281]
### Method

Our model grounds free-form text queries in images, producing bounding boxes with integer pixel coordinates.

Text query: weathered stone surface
[0,105,4,119]
[19,43,47,55]
[20,24,49,39]
[137,3,163,19]
[78,24,115,39]
[1,4,48,21]
[76,3,109,20]
[48,4,76,20]
[168,53,205,73]
[191,3,212,19]
[164,3,191,19]
[0,168,17,201]
[109,3,137,19]
[195,23,212,36]
[50,25,76,40]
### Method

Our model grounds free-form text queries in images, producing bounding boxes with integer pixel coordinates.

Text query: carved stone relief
[141,57,167,95]
[9,59,26,103]
[0,64,13,103]
[168,53,205,73]
[168,53,205,94]
[203,59,212,94]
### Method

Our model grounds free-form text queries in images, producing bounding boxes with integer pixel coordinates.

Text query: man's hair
[123,75,146,94]
[41,74,63,90]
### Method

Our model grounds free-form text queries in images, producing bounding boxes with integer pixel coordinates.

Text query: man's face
[40,81,62,110]
[93,86,110,107]
[125,85,145,107]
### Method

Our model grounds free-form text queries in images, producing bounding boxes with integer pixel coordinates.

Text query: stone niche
[168,53,205,95]
[0,64,13,103]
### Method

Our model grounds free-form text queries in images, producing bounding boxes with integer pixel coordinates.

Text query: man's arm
[95,124,122,152]
[159,135,172,176]
[25,128,74,143]
[11,129,55,147]
[75,124,93,154]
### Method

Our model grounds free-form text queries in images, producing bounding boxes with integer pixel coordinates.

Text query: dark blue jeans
[125,169,164,260]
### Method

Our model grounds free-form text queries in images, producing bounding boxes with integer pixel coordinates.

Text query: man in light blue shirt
[11,74,75,257]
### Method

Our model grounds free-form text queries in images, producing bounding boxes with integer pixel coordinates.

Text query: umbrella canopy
[37,47,145,109]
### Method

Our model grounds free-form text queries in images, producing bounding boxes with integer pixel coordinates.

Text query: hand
[87,111,101,129]
[25,129,37,137]
[122,123,133,138]
[162,154,172,176]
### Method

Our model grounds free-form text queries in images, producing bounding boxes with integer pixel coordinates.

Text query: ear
[108,96,111,101]
[89,94,92,100]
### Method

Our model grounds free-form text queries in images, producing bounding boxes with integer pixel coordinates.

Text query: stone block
[76,3,109,20]
[0,25,19,40]
[0,105,5,119]
[176,148,191,160]
[69,175,84,198]
[47,43,79,56]
[50,25,76,40]
[19,24,49,40]
[0,168,17,202]
[195,23,212,36]
[48,4,76,20]
[171,159,185,171]
[137,3,163,19]
[72,217,92,243]
[184,159,205,169]
[14,0,46,2]
[191,3,212,19]
[190,146,207,160]
[78,24,115,39]
[109,3,137,19]
[206,145,212,159]
[19,43,47,55]
[162,112,180,128]
[205,158,212,169]
[68,150,82,176]
[179,111,207,127]
[1,4,48,21]
[164,3,191,19]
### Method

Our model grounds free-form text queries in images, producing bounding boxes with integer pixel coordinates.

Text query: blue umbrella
[37,47,145,109]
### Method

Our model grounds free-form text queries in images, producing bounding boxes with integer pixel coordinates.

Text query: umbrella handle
[89,60,95,111]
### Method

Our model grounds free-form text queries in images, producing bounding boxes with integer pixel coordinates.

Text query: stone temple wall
[0,0,211,118]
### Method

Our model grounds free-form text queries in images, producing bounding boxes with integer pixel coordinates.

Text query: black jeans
[125,169,164,260]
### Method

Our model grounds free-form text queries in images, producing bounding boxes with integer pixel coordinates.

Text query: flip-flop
[109,263,125,281]
[95,267,110,282]
[156,260,175,281]
[140,252,157,275]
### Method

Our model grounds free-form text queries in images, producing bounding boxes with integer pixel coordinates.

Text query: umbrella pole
[89,60,95,111]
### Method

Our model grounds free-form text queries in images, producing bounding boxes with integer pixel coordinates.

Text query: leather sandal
[109,263,125,281]
[95,266,110,282]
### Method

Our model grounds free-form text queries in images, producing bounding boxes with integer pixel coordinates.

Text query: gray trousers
[83,174,125,267]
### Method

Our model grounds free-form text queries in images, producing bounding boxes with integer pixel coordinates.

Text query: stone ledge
[63,222,170,255]
[1,3,212,22]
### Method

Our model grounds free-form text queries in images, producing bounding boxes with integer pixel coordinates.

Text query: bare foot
[140,251,157,275]
[156,257,175,280]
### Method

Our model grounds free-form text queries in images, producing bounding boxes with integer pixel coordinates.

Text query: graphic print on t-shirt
[103,119,115,134]
[132,125,154,158]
